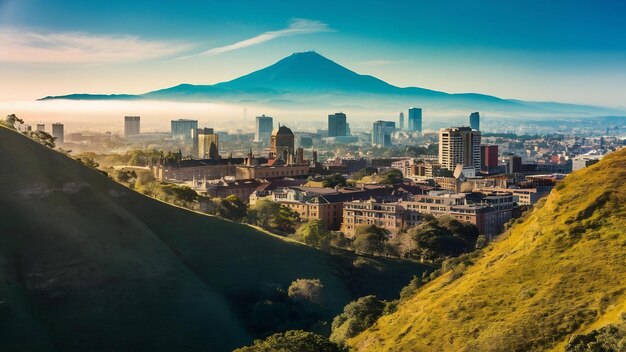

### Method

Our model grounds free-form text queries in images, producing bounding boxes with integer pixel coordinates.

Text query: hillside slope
[0,127,430,351]
[350,148,626,351]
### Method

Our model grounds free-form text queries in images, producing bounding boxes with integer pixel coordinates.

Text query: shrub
[234,330,340,352]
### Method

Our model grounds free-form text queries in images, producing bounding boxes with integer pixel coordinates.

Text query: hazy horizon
[2,0,626,108]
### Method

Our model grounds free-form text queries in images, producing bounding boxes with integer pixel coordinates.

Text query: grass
[0,127,432,352]
[349,147,626,352]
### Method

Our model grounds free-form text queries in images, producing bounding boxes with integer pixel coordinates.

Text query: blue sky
[1,0,625,106]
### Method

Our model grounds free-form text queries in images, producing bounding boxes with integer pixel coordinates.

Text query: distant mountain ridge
[40,51,623,116]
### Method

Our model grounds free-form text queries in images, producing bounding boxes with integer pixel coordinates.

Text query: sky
[1,0,626,107]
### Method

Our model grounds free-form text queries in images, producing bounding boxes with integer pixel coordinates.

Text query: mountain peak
[215,51,397,93]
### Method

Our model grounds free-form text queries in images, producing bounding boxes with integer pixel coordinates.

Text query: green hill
[0,127,430,351]
[349,148,626,351]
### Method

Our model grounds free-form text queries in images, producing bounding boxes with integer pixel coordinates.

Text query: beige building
[439,127,481,172]
[198,132,219,159]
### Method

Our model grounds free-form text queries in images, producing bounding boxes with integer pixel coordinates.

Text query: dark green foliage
[250,199,300,234]
[219,195,248,221]
[350,167,378,181]
[296,219,332,250]
[378,168,404,184]
[330,295,386,344]
[399,275,423,302]
[115,170,137,184]
[353,225,389,255]
[288,278,325,305]
[323,173,348,188]
[391,216,479,261]
[235,330,340,352]
[565,317,626,352]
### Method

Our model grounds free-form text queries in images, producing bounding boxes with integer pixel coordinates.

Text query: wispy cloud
[178,19,332,60]
[0,28,189,65]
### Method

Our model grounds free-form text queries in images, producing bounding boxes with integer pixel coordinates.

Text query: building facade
[52,123,64,143]
[372,120,396,147]
[328,112,347,137]
[255,115,273,143]
[470,112,480,131]
[198,131,220,159]
[408,107,422,132]
[480,145,499,171]
[171,119,198,139]
[124,116,140,137]
[270,125,295,160]
[439,127,481,172]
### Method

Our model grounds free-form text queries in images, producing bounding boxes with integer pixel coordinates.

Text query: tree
[399,275,423,302]
[252,200,300,234]
[287,278,324,305]
[234,330,340,352]
[296,219,332,250]
[353,225,389,255]
[219,195,247,221]
[350,167,378,181]
[322,173,347,188]
[378,168,403,184]
[1,114,24,129]
[330,295,386,345]
[28,130,56,148]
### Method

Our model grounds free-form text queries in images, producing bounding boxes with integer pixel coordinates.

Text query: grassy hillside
[350,148,626,351]
[0,127,431,351]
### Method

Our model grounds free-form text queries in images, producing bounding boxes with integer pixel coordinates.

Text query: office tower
[408,107,422,132]
[124,116,140,137]
[52,123,64,143]
[438,127,481,172]
[192,127,214,157]
[328,112,347,137]
[36,124,45,132]
[372,120,396,147]
[508,156,522,173]
[399,112,404,130]
[470,112,480,131]
[270,125,295,161]
[198,130,220,159]
[480,145,499,171]
[255,115,273,143]
[170,119,198,139]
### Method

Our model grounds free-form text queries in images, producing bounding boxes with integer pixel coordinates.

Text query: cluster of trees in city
[236,246,487,351]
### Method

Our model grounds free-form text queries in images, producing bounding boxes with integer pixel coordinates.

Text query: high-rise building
[36,124,45,132]
[372,120,396,147]
[52,123,64,143]
[399,112,404,130]
[328,112,347,137]
[124,116,140,137]
[198,130,220,159]
[470,112,480,131]
[255,115,273,143]
[408,107,422,132]
[192,127,214,157]
[438,127,481,172]
[171,119,198,139]
[480,145,499,171]
[270,125,295,161]
[508,156,522,173]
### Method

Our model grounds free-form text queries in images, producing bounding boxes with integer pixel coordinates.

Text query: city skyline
[1,0,626,107]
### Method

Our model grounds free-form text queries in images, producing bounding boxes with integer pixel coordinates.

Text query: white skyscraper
[438,127,481,172]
